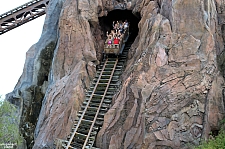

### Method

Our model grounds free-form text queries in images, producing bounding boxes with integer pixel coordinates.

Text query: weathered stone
[154,131,165,141]
[183,72,202,89]
[190,123,203,138]
[124,127,138,149]
[207,75,224,130]
[156,44,168,67]
[141,79,160,102]
[5,0,225,148]
[168,35,201,63]
[162,71,185,83]
[167,121,179,140]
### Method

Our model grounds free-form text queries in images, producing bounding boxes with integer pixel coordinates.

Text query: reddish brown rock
[5,0,225,148]
[97,0,225,149]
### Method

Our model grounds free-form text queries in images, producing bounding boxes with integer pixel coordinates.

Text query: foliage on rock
[0,99,22,145]
[195,132,225,149]
[195,119,225,149]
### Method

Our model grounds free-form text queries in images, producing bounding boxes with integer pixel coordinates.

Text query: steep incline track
[62,41,133,149]
[0,0,49,35]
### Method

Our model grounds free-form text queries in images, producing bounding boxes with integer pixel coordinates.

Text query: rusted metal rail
[0,0,49,35]
[59,40,133,149]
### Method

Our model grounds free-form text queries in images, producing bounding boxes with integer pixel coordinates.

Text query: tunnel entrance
[99,9,140,41]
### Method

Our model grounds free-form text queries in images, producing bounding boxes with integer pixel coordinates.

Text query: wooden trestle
[61,42,132,149]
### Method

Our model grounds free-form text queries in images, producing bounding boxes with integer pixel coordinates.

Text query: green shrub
[195,131,225,149]
[0,99,22,146]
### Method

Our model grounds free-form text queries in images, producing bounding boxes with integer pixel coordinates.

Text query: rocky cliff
[6,0,225,148]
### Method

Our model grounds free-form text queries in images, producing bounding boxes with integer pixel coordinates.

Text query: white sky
[0,0,45,99]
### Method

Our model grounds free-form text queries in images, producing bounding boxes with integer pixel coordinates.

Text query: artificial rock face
[97,0,225,148]
[6,0,225,149]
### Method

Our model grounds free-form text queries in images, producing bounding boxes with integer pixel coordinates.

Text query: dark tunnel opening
[99,9,140,41]
[92,10,140,148]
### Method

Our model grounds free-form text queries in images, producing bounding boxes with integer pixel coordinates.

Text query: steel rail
[82,58,118,149]
[60,42,133,149]
[66,58,110,149]
[57,35,132,149]
[0,0,49,35]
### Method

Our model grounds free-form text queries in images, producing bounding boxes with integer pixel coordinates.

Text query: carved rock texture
[5,0,225,149]
[97,0,225,149]
[33,0,104,148]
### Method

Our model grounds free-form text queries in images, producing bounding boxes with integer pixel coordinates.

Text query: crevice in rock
[211,129,219,137]
[222,24,225,43]
[201,86,210,140]
[165,47,170,56]
[37,42,56,86]
[21,85,44,148]
[20,42,56,149]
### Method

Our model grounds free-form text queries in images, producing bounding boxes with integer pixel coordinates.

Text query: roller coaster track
[0,0,49,35]
[61,41,132,149]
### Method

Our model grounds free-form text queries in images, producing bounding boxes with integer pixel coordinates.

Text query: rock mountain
[6,0,225,148]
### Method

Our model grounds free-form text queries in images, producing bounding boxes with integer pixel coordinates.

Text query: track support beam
[0,0,49,35]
